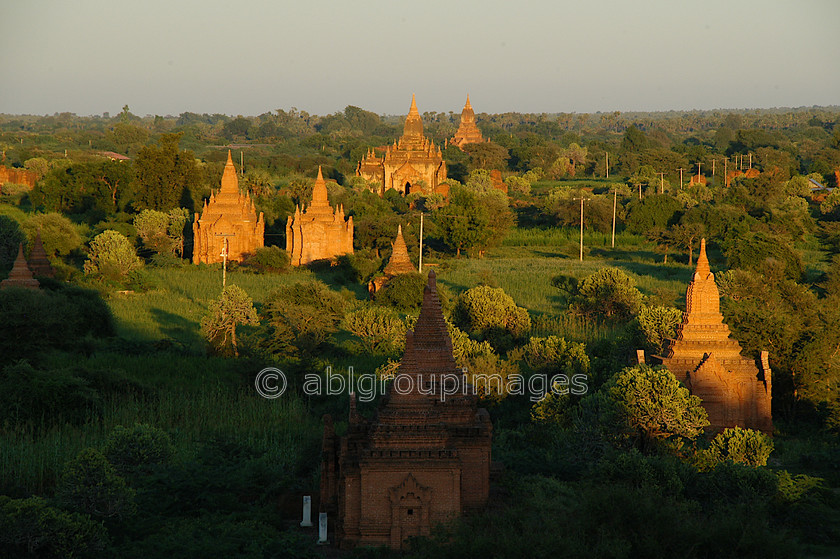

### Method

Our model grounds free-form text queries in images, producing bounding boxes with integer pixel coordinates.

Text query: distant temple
[285,167,354,266]
[321,271,492,549]
[356,95,448,197]
[368,224,416,295]
[450,95,485,149]
[192,151,265,265]
[0,165,37,189]
[1,244,39,290]
[653,239,773,434]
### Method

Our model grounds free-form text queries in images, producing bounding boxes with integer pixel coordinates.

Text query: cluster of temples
[651,239,773,434]
[356,95,449,197]
[1,233,54,291]
[320,271,492,549]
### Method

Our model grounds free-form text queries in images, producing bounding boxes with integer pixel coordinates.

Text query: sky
[1,0,838,117]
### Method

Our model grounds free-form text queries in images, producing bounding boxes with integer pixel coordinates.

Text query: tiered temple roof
[285,167,354,266]
[1,244,40,290]
[356,95,448,197]
[27,231,55,278]
[450,95,485,148]
[192,151,264,264]
[321,271,492,549]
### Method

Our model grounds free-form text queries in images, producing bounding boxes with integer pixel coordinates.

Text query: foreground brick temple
[192,151,264,264]
[654,239,773,434]
[320,271,492,549]
[356,95,448,197]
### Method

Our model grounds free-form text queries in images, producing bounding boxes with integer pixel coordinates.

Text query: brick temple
[285,167,354,266]
[27,232,55,278]
[320,271,492,549]
[654,239,773,434]
[450,95,485,149]
[368,224,416,295]
[0,165,37,189]
[1,244,39,290]
[192,151,264,264]
[356,95,448,197]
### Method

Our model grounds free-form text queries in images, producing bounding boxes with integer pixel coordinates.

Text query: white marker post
[318,512,329,544]
[300,495,313,527]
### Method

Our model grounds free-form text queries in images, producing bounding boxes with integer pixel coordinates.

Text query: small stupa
[450,95,485,148]
[27,231,55,278]
[369,225,416,295]
[1,244,40,290]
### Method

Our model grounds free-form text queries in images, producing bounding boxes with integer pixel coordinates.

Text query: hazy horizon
[2,0,838,118]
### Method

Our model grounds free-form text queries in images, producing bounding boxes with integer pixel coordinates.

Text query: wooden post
[658,172,665,194]
[712,159,716,177]
[611,189,617,248]
[636,183,642,200]
[573,197,588,261]
[605,152,609,178]
[678,167,685,189]
[697,162,702,184]
[220,238,229,289]
[418,213,424,273]
[748,152,752,169]
[724,156,728,186]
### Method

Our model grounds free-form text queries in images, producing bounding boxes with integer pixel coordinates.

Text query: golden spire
[465,94,472,110]
[311,166,329,207]
[409,93,419,117]
[695,238,710,278]
[219,150,239,194]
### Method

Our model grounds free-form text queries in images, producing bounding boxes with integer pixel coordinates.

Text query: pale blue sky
[1,0,838,116]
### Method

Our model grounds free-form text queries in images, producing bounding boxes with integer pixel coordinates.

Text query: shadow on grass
[150,307,204,351]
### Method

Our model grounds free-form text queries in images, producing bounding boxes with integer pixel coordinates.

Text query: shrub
[0,361,101,424]
[632,305,683,354]
[22,212,82,257]
[57,448,136,519]
[343,306,407,355]
[702,427,774,467]
[0,496,109,559]
[103,423,176,474]
[335,250,381,284]
[452,285,531,352]
[245,245,290,273]
[83,229,143,282]
[571,267,643,321]
[375,272,427,311]
[201,285,259,357]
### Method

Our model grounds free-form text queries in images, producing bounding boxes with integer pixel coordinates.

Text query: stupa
[321,271,492,549]
[27,231,55,278]
[1,244,40,290]
[368,225,416,295]
[356,95,448,196]
[450,95,485,148]
[654,239,773,434]
[285,167,354,266]
[192,151,264,264]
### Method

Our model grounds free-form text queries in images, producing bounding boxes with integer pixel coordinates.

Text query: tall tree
[133,133,201,211]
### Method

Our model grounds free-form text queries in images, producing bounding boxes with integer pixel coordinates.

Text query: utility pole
[723,156,728,186]
[677,167,685,189]
[240,151,244,175]
[220,238,229,289]
[611,188,617,248]
[636,183,642,200]
[712,159,716,177]
[697,162,702,184]
[573,197,589,261]
[658,172,665,194]
[748,152,752,169]
[605,152,609,178]
[418,213,424,273]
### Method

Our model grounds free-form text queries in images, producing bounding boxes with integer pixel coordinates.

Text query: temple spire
[695,238,710,277]
[311,166,329,207]
[219,150,239,195]
[409,93,419,116]
[1,244,39,290]
[465,94,472,110]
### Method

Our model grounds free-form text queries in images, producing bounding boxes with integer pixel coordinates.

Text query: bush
[22,212,82,257]
[571,267,644,321]
[0,361,101,424]
[244,245,290,273]
[702,427,774,467]
[452,285,531,352]
[57,448,136,519]
[343,306,407,355]
[103,423,176,474]
[0,495,109,559]
[724,231,804,281]
[375,272,428,311]
[335,250,381,284]
[624,194,682,234]
[84,229,143,282]
[632,305,683,354]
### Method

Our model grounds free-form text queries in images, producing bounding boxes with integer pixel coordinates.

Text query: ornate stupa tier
[1,244,40,290]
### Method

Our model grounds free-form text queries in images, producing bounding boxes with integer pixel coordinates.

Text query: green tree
[201,285,259,357]
[23,213,82,257]
[624,194,682,234]
[452,285,531,351]
[633,305,683,354]
[606,364,709,452]
[343,306,407,355]
[571,267,644,321]
[103,423,176,474]
[0,215,27,271]
[57,447,136,519]
[83,230,142,281]
[701,427,774,468]
[134,133,202,211]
